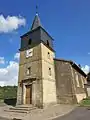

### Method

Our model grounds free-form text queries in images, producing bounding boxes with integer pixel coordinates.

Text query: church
[17,13,87,108]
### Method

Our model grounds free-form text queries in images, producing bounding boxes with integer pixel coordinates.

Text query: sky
[0,0,90,86]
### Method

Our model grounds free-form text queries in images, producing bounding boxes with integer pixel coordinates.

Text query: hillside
[0,86,17,99]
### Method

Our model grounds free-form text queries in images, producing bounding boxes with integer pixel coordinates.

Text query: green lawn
[80,97,90,106]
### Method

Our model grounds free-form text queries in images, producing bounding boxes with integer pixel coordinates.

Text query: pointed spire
[31,6,42,31]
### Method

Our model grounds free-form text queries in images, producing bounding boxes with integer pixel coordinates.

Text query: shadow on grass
[4,98,17,107]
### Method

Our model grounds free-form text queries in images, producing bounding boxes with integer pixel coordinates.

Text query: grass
[80,97,90,107]
[0,86,17,100]
[0,99,4,103]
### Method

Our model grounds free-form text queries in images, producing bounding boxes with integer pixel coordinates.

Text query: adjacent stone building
[17,13,87,108]
[54,59,87,104]
[85,72,90,97]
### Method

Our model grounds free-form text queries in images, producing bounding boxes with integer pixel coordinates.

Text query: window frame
[28,38,32,45]
[47,40,49,46]
[26,67,31,75]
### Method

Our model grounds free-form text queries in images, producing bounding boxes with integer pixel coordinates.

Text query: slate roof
[31,13,42,31]
[20,26,54,40]
[20,13,54,51]
[21,13,54,41]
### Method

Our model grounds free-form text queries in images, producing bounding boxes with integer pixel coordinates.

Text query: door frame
[23,82,32,104]
[25,84,32,104]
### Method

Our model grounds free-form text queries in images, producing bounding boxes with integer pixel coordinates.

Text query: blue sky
[0,0,90,65]
[0,0,90,85]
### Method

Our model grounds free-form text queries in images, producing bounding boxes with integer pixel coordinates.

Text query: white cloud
[88,52,90,55]
[81,65,90,74]
[0,61,19,86]
[0,81,5,87]
[14,52,20,60]
[0,57,5,64]
[0,52,20,86]
[0,15,26,33]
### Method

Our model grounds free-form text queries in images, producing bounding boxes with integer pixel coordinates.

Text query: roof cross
[36,5,38,15]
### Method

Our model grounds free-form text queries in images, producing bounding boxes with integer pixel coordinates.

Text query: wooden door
[26,85,32,104]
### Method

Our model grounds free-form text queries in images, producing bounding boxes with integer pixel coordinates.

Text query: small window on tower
[27,67,31,75]
[48,52,50,59]
[28,39,32,45]
[48,68,51,76]
[47,40,49,46]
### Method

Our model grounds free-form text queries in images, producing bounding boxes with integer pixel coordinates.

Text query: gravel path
[0,117,9,120]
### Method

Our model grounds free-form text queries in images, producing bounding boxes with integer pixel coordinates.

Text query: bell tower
[17,13,57,108]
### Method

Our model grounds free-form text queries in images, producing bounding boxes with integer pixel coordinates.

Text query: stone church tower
[17,13,57,108]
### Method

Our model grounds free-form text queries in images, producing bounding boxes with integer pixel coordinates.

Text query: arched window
[27,67,31,75]
[28,39,32,45]
[47,40,49,46]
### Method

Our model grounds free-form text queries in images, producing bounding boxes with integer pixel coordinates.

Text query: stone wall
[72,67,87,103]
[18,44,42,82]
[17,44,43,106]
[41,43,57,106]
[54,59,87,104]
[17,42,57,107]
[54,60,76,104]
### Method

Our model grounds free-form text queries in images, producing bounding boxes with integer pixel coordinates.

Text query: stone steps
[10,107,36,111]
[4,109,29,113]
[4,104,37,114]
[15,104,34,108]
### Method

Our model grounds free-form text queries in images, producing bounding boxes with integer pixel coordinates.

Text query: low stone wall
[57,94,77,104]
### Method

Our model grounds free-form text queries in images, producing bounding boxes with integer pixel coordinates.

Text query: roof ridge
[54,58,73,63]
